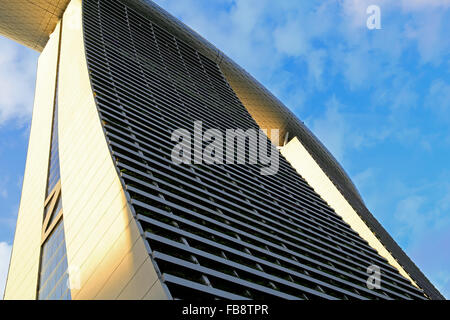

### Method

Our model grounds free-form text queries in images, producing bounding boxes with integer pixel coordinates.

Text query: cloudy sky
[0,0,449,299]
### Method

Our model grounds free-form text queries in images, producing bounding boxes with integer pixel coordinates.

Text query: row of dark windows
[82,0,426,300]
[37,34,71,300]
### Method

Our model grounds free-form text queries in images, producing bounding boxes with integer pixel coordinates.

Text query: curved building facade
[2,0,444,300]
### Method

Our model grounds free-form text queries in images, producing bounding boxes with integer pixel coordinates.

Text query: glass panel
[45,194,62,227]
[37,219,71,300]
[45,80,61,197]
[38,54,71,299]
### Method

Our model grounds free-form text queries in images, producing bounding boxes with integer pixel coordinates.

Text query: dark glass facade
[46,93,61,199]
[37,22,71,300]
[82,0,428,300]
[37,220,71,300]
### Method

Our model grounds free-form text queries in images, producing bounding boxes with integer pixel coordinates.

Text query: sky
[0,0,449,299]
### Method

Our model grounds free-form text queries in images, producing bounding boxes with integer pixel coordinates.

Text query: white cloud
[154,0,450,94]
[353,167,376,190]
[339,50,373,90]
[408,227,450,298]
[308,97,349,162]
[341,0,389,29]
[0,176,9,199]
[398,191,450,299]
[426,79,450,121]
[0,37,39,127]
[405,10,450,64]
[306,94,406,168]
[273,18,309,57]
[394,195,428,237]
[154,0,337,92]
[433,271,450,299]
[393,182,450,242]
[307,96,389,164]
[0,242,12,299]
[401,0,450,11]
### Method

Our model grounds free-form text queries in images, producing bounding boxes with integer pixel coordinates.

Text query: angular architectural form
[2,0,444,300]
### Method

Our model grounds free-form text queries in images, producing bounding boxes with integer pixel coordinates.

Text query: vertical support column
[57,0,166,300]
[4,19,62,301]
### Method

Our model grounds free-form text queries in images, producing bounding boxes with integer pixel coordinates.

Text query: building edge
[3,19,61,300]
[56,0,169,299]
[112,0,443,300]
[1,0,444,300]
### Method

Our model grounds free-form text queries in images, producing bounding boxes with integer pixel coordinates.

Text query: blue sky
[0,0,449,299]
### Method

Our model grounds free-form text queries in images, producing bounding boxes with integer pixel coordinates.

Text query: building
[1,0,444,300]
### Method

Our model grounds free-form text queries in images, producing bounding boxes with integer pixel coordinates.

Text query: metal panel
[82,0,430,300]
[3,18,61,300]
[56,0,166,300]
[0,0,70,51]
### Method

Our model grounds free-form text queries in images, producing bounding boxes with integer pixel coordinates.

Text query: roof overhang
[0,0,70,51]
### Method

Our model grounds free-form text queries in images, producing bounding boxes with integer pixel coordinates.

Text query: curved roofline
[0,0,444,300]
[114,0,445,300]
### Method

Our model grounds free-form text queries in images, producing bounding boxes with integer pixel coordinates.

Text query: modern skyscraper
[1,0,444,300]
